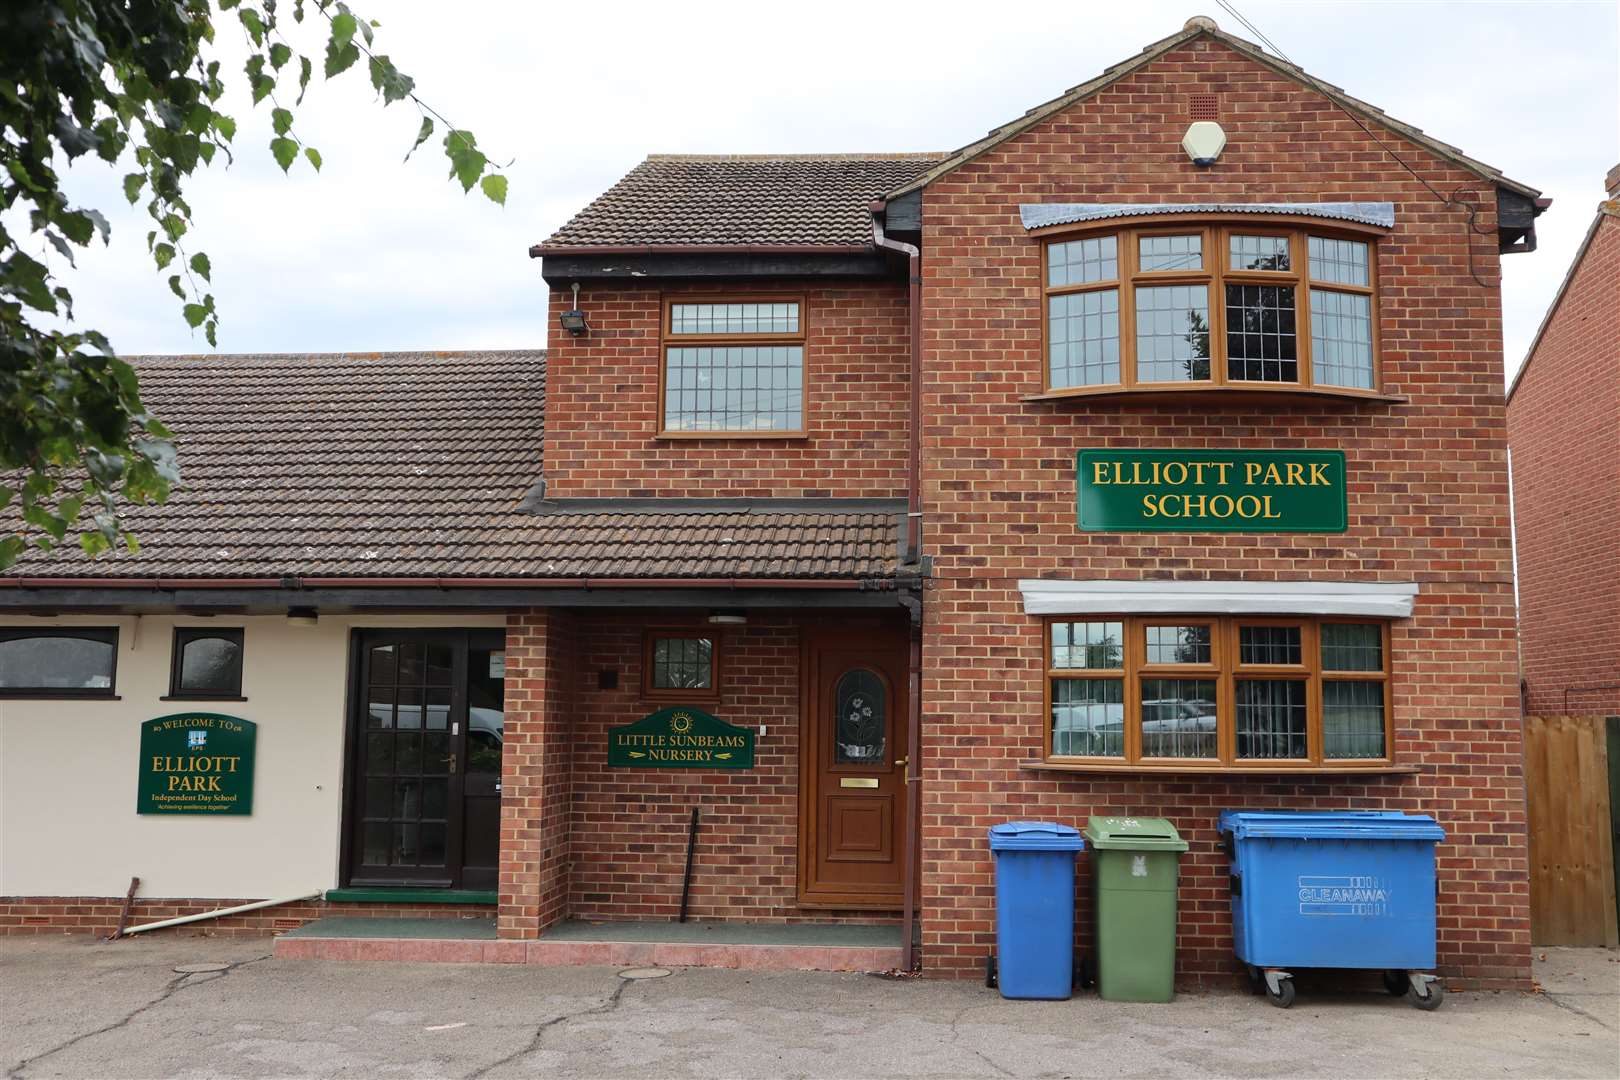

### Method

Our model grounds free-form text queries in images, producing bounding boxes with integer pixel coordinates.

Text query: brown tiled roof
[540,154,945,248]
[2,352,898,581]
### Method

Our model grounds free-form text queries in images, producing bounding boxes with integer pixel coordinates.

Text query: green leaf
[479,173,508,206]
[168,275,186,300]
[239,8,267,44]
[330,11,359,50]
[122,173,147,205]
[153,242,176,269]
[325,39,359,79]
[213,114,237,141]
[245,55,274,104]
[183,303,208,328]
[304,146,322,171]
[404,115,433,161]
[270,136,299,172]
[272,107,294,136]
[367,55,414,105]
[189,252,211,281]
[444,130,486,192]
[269,42,292,70]
[297,56,313,104]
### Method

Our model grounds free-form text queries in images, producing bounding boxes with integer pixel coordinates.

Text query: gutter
[1,576,883,591]
[873,199,925,973]
[529,242,873,258]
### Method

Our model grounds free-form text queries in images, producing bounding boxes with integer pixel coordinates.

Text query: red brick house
[1507,166,1620,719]
[3,19,1545,989]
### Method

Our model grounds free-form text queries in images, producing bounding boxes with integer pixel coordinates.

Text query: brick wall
[916,36,1528,987]
[542,282,911,498]
[564,612,896,925]
[0,897,490,938]
[1508,210,1620,717]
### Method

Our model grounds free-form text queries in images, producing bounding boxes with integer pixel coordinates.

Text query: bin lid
[1081,816,1188,851]
[1218,810,1445,842]
[988,820,1086,851]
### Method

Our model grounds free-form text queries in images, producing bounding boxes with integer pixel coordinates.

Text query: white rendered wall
[0,612,503,899]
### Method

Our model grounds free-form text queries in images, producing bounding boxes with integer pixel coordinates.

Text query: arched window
[169,628,245,698]
[834,668,887,764]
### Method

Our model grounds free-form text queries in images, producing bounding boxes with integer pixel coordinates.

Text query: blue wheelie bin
[987,821,1086,999]
[1219,810,1447,1010]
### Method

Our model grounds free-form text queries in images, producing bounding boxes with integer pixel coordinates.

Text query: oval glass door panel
[834,668,887,764]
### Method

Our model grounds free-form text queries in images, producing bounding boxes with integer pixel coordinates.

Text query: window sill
[655,430,809,441]
[160,695,248,702]
[0,692,120,700]
[1022,384,1407,407]
[1020,759,1419,776]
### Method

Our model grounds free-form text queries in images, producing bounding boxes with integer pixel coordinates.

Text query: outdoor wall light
[286,606,319,628]
[1182,120,1227,167]
[707,610,748,625]
[560,281,589,336]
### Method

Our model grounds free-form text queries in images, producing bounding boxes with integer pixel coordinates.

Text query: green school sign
[607,707,755,769]
[137,713,256,815]
[1077,449,1347,533]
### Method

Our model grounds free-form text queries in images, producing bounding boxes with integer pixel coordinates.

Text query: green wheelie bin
[1082,816,1188,1002]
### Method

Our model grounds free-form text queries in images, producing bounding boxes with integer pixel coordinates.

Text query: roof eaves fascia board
[1505,206,1617,405]
[887,25,1541,203]
[517,495,910,516]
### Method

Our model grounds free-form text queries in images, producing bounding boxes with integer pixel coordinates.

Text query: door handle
[896,756,913,782]
[442,753,457,774]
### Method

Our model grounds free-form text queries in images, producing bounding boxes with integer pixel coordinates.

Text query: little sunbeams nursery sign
[137,713,256,815]
[607,707,756,769]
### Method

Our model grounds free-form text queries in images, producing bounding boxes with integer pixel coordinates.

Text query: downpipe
[117,891,323,937]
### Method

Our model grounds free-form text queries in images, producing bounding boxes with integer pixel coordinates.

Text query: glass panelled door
[347,630,504,889]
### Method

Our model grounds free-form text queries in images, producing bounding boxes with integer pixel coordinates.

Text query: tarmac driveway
[2,937,1615,1078]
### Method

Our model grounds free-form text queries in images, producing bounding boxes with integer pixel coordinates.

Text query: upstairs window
[1042,224,1380,397]
[661,297,806,436]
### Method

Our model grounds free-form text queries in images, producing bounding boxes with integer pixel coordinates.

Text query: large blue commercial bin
[1219,810,1447,1010]
[987,821,1086,1000]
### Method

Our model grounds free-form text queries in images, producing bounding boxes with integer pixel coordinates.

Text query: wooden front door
[345,629,505,891]
[799,627,910,908]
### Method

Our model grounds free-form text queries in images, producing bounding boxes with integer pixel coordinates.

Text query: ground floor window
[1044,616,1390,767]
[642,630,720,701]
[0,627,119,696]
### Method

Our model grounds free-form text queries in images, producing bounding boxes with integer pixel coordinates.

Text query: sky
[35,0,1620,387]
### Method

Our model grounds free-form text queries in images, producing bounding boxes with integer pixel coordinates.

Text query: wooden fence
[1524,714,1620,946]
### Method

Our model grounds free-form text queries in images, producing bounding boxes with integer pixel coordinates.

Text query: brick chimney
[1606,162,1620,201]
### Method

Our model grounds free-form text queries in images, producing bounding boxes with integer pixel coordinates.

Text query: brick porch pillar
[498,609,576,939]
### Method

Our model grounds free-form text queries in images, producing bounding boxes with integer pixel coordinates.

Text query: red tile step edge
[273,935,901,972]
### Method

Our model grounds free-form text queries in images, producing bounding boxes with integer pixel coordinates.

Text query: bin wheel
[1077,953,1096,990]
[1265,975,1296,1009]
[985,954,997,989]
[1245,965,1265,995]
[1406,979,1444,1011]
[1382,970,1408,997]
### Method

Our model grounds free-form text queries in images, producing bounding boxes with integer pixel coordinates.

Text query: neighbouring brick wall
[565,613,896,925]
[499,610,577,939]
[916,36,1528,988]
[0,897,491,938]
[542,281,911,498]
[1508,210,1620,717]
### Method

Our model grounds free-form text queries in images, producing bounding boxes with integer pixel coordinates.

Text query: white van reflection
[368,703,503,771]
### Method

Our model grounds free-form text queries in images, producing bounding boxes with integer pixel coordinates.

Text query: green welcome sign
[607,706,755,769]
[137,713,256,815]
[1077,449,1347,533]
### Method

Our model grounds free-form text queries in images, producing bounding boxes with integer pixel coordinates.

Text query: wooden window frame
[656,293,809,440]
[1042,614,1393,771]
[1035,216,1391,404]
[641,628,723,703]
[0,626,120,699]
[165,626,247,701]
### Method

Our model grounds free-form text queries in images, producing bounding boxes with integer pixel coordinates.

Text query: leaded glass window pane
[1135,284,1211,381]
[1051,621,1124,670]
[1049,288,1120,387]
[1145,625,1212,665]
[663,345,803,431]
[1323,680,1386,758]
[1311,289,1374,388]
[1229,234,1291,272]
[651,637,713,690]
[1052,678,1125,757]
[834,668,886,764]
[1138,233,1203,272]
[1047,235,1118,287]
[1321,623,1382,671]
[1239,625,1302,665]
[1235,679,1307,759]
[1225,284,1298,382]
[1140,678,1218,758]
[1308,236,1370,286]
[669,302,799,335]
